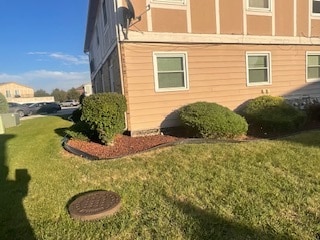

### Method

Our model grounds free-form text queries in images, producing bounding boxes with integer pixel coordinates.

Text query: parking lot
[21,106,78,120]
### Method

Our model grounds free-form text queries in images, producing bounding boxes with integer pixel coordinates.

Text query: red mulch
[66,121,320,159]
[67,134,180,159]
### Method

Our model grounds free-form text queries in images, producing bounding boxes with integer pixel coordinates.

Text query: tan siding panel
[129,0,148,31]
[220,0,243,34]
[122,43,320,132]
[311,19,320,37]
[152,8,187,33]
[297,0,309,37]
[275,0,294,36]
[247,15,272,36]
[190,0,216,34]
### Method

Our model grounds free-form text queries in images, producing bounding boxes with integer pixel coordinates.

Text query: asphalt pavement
[21,106,78,120]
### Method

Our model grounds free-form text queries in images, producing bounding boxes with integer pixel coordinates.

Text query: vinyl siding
[122,43,320,132]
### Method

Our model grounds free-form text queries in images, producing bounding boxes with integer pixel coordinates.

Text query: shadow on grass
[54,127,70,138]
[0,134,36,239]
[166,195,294,240]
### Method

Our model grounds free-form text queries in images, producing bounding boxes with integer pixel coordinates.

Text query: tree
[51,88,67,102]
[67,88,81,101]
[34,89,50,97]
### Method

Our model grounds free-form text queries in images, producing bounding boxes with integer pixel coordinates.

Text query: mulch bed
[67,134,180,159]
[65,120,320,160]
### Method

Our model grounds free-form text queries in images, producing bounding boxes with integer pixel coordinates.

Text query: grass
[1,116,320,239]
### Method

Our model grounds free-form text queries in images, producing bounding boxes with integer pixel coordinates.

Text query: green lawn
[1,116,320,239]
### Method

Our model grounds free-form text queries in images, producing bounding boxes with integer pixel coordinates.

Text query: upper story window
[5,90,11,97]
[246,52,272,86]
[14,90,20,97]
[153,52,189,92]
[313,0,320,14]
[102,0,108,25]
[151,0,186,5]
[306,52,320,82]
[247,0,271,11]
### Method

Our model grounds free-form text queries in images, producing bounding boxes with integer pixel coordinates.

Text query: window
[246,52,271,86]
[5,90,11,97]
[151,0,186,5]
[102,0,108,25]
[307,52,320,81]
[153,52,189,92]
[313,0,320,14]
[14,90,20,97]
[248,0,270,11]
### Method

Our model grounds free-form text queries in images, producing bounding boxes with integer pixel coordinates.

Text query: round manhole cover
[68,190,121,221]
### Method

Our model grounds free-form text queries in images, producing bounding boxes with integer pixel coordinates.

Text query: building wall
[122,0,320,40]
[92,48,122,94]
[122,43,320,134]
[87,0,118,77]
[0,83,34,98]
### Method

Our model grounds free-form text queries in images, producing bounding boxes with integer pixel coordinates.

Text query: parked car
[8,102,32,117]
[60,100,79,107]
[29,102,61,114]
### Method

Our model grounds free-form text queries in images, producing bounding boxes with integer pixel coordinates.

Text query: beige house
[85,0,320,136]
[0,82,34,98]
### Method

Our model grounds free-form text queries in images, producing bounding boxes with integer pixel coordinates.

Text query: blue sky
[0,0,90,93]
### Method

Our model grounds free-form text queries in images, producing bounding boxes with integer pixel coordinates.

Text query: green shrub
[179,102,248,139]
[0,93,8,114]
[243,95,307,133]
[81,93,127,145]
[70,108,82,123]
[306,103,320,121]
[65,121,97,142]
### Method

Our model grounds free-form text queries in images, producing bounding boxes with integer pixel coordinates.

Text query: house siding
[190,0,216,34]
[151,8,188,33]
[122,43,320,133]
[219,0,243,35]
[85,0,320,136]
[297,0,309,37]
[275,0,294,36]
[247,15,272,36]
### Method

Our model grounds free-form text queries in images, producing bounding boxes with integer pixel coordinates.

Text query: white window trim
[246,0,272,13]
[246,52,272,86]
[153,52,189,92]
[306,51,320,82]
[151,0,186,6]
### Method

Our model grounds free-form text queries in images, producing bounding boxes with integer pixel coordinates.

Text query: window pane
[158,72,185,88]
[313,0,320,13]
[308,67,320,79]
[157,57,184,71]
[249,0,269,8]
[248,56,267,68]
[249,69,268,83]
[308,55,320,66]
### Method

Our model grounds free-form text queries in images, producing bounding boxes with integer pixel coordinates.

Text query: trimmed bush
[0,93,8,113]
[81,93,127,145]
[70,108,82,123]
[179,102,248,139]
[243,95,307,133]
[306,103,320,121]
[65,121,97,142]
